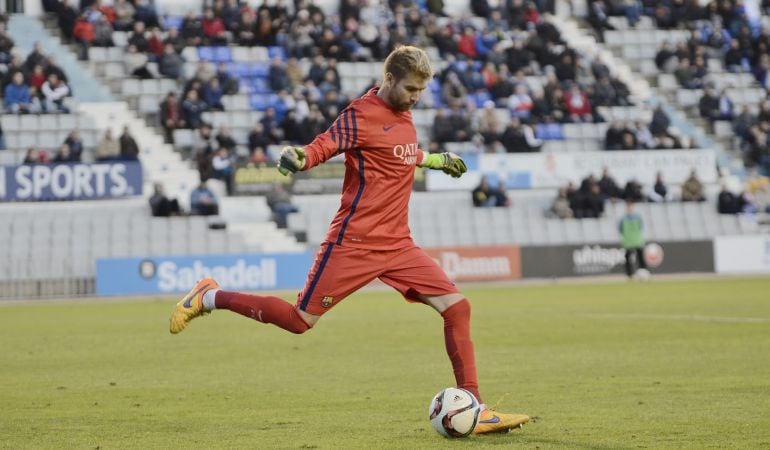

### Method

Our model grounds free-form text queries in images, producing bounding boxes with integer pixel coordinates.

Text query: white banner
[426,149,718,190]
[714,235,770,274]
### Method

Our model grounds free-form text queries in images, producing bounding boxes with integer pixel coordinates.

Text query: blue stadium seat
[197,46,215,62]
[251,77,271,94]
[267,46,287,60]
[214,46,232,63]
[470,91,492,108]
[535,123,564,140]
[162,15,183,31]
[250,93,281,111]
[250,63,270,77]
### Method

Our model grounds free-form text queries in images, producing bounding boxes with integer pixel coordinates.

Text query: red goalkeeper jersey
[302,88,426,250]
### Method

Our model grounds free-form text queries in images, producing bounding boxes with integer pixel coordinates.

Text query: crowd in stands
[0,12,73,115]
[19,126,140,164]
[546,167,706,219]
[472,175,510,207]
[604,105,691,150]
[588,0,770,173]
[41,0,643,181]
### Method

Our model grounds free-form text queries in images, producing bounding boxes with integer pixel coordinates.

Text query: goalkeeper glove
[419,152,467,178]
[277,146,306,175]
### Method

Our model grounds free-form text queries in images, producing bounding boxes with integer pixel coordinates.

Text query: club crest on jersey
[321,296,334,308]
[393,143,419,165]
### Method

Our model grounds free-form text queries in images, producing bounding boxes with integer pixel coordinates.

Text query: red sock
[441,299,482,404]
[215,291,311,334]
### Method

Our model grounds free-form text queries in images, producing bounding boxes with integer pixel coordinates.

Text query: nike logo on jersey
[383,124,396,132]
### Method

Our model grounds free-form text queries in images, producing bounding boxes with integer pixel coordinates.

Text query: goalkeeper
[170,45,529,434]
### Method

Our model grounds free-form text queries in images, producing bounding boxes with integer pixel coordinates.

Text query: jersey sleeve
[303,105,367,170]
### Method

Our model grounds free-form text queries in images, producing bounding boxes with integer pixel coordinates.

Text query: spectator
[64,131,83,161]
[202,77,224,111]
[215,126,237,152]
[211,147,235,194]
[441,72,468,108]
[604,121,624,150]
[119,126,140,160]
[52,143,77,163]
[149,182,181,217]
[127,21,149,53]
[622,178,645,202]
[202,8,228,45]
[95,129,120,161]
[655,40,677,72]
[598,167,622,200]
[124,44,153,79]
[181,89,208,129]
[181,11,204,47]
[190,180,219,216]
[133,0,159,28]
[215,62,239,95]
[159,92,184,142]
[23,147,48,164]
[493,180,510,207]
[157,24,182,52]
[681,169,706,202]
[41,73,70,112]
[72,14,94,59]
[28,64,46,91]
[472,176,496,207]
[248,122,271,158]
[266,182,299,228]
[717,184,740,214]
[92,15,114,47]
[634,121,655,149]
[158,43,184,79]
[508,83,534,121]
[147,27,165,60]
[548,187,574,219]
[500,117,542,152]
[476,101,503,145]
[4,72,31,113]
[649,171,669,202]
[649,105,670,137]
[259,107,284,143]
[113,0,136,31]
[564,83,592,122]
[57,0,78,40]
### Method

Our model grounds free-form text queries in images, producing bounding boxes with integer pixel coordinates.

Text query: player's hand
[277,146,306,175]
[420,152,467,178]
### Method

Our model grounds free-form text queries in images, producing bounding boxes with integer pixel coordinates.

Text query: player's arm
[417,150,467,178]
[278,106,366,175]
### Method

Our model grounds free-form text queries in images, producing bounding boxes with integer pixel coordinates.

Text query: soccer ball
[428,387,481,438]
[634,268,651,281]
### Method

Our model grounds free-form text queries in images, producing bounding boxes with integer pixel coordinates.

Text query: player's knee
[441,297,470,320]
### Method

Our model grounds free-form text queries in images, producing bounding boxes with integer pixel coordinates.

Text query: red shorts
[295,242,458,315]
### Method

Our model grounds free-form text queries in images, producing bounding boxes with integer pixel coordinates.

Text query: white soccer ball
[634,268,651,281]
[428,387,481,438]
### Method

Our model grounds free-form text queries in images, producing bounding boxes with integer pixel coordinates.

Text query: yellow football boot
[473,408,529,434]
[169,278,220,334]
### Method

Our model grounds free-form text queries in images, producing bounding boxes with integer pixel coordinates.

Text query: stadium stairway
[8,14,113,102]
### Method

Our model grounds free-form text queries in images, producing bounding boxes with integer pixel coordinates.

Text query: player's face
[387,73,429,111]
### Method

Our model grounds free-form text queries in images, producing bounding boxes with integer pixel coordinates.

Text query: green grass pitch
[2,276,770,449]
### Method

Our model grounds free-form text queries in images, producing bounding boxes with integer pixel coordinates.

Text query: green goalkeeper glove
[277,146,306,175]
[419,152,467,178]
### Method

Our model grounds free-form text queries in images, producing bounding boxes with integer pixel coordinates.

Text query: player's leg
[379,246,528,433]
[419,292,529,434]
[625,248,634,277]
[170,242,381,334]
[636,247,647,270]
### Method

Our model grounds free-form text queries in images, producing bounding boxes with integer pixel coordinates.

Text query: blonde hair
[383,45,433,82]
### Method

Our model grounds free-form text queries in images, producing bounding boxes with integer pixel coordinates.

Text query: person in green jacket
[618,200,648,278]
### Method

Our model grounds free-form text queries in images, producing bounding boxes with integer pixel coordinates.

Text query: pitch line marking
[581,313,769,324]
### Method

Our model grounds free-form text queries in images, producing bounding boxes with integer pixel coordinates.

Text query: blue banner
[96,252,314,296]
[0,161,143,201]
